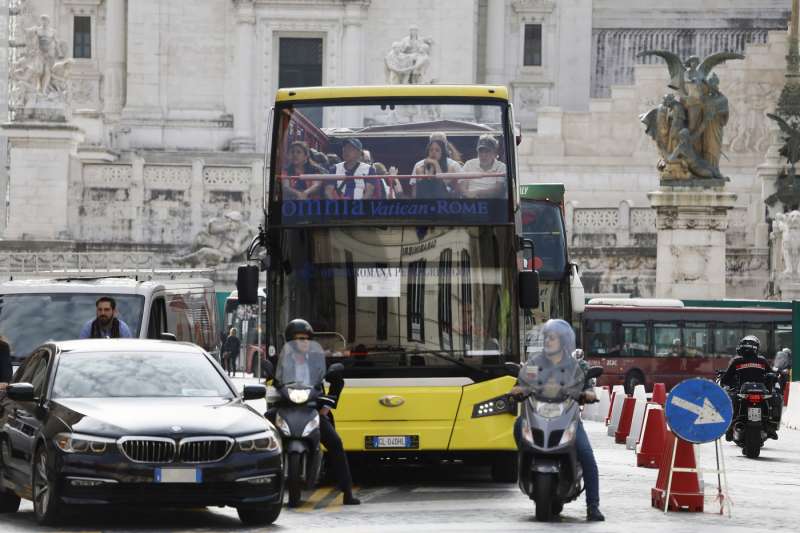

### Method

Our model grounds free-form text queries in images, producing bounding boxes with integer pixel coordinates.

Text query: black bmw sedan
[0,339,282,526]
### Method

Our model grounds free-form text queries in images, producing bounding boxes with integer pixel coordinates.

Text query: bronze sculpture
[638,50,743,185]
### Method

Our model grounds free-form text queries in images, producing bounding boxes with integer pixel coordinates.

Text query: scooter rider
[510,319,605,522]
[281,319,361,505]
[721,335,777,440]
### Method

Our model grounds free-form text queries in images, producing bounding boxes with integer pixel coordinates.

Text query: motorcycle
[716,369,780,458]
[263,340,344,507]
[507,360,602,521]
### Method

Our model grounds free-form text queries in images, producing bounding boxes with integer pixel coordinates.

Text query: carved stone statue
[385,25,433,84]
[172,211,254,267]
[638,50,744,185]
[772,210,800,278]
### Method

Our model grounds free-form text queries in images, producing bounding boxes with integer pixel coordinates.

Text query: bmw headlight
[236,430,281,453]
[302,413,320,437]
[54,433,116,454]
[559,422,578,446]
[534,401,565,419]
[275,413,291,436]
[288,388,311,404]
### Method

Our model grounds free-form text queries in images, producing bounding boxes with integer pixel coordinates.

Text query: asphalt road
[2,420,799,532]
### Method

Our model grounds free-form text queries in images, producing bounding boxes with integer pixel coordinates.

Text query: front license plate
[372,436,412,448]
[155,468,202,483]
[748,407,762,422]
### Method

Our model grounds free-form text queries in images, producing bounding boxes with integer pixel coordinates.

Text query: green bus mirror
[237,265,260,305]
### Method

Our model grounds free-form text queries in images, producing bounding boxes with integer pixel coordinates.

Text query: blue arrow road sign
[665,378,733,444]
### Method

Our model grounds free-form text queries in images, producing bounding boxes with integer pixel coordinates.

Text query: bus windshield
[272,226,519,375]
[271,100,510,226]
[521,199,567,280]
[0,293,145,359]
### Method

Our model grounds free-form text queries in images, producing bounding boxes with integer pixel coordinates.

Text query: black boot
[587,505,605,522]
[767,428,779,440]
[343,492,361,505]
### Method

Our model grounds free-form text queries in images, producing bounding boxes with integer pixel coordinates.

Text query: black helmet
[285,318,314,341]
[736,335,760,357]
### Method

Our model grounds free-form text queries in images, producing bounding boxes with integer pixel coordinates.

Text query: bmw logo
[171,425,183,433]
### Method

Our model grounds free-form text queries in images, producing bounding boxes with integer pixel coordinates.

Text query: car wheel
[33,446,63,526]
[0,486,21,513]
[237,502,282,525]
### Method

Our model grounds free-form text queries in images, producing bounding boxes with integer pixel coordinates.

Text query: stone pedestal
[647,187,737,299]
[1,122,84,240]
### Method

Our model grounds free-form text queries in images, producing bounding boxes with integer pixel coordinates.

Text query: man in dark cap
[327,138,377,200]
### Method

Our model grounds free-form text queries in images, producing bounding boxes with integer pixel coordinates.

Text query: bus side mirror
[237,265,260,305]
[519,270,540,309]
[159,332,177,341]
[569,263,585,314]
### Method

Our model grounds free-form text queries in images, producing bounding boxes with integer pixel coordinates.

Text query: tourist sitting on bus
[310,149,333,173]
[411,133,462,199]
[283,141,324,200]
[326,138,377,200]
[79,296,133,339]
[670,338,685,357]
[460,134,507,198]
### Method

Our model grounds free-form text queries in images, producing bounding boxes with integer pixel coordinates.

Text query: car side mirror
[326,362,345,381]
[586,366,604,380]
[504,361,521,377]
[261,360,275,380]
[242,384,267,401]
[7,383,35,402]
[518,270,540,309]
[159,332,177,341]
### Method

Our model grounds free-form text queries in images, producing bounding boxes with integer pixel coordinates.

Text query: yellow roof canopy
[275,85,509,103]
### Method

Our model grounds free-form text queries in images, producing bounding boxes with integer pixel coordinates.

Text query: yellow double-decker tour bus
[259,85,581,481]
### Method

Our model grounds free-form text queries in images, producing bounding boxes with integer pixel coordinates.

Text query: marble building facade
[0,0,794,295]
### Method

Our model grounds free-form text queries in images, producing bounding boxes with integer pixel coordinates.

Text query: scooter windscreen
[276,339,327,388]
[517,355,586,403]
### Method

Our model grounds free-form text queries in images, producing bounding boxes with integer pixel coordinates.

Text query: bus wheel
[624,371,645,395]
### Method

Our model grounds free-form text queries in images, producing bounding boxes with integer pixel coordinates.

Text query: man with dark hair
[79,296,133,339]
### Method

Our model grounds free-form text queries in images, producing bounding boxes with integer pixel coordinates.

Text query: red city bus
[581,298,792,392]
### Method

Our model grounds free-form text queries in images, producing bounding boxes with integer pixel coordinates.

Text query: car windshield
[52,351,233,399]
[272,100,510,226]
[0,293,145,359]
[273,226,518,377]
[517,353,585,402]
[275,339,327,388]
[521,200,567,280]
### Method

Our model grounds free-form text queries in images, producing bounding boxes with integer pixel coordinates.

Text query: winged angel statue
[638,51,744,183]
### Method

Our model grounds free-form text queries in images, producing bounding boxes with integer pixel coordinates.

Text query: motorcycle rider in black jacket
[720,335,778,440]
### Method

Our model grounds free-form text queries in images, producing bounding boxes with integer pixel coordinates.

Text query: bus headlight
[472,395,517,418]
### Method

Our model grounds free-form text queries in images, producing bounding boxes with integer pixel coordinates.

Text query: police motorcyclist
[510,319,604,522]
[277,319,361,505]
[721,335,777,440]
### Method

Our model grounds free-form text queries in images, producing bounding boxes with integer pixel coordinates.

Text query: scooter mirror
[504,361,521,377]
[326,362,345,381]
[586,366,603,380]
[261,360,275,380]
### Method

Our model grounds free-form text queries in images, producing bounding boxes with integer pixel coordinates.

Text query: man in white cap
[461,134,507,198]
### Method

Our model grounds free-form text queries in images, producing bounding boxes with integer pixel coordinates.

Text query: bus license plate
[155,468,202,483]
[748,407,761,422]
[372,436,412,448]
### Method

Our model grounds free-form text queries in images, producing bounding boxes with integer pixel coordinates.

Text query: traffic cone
[595,386,611,422]
[626,395,649,450]
[651,431,704,512]
[636,403,667,468]
[652,383,667,406]
[607,392,627,437]
[615,396,637,444]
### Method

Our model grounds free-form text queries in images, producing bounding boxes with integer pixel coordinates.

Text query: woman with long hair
[411,133,462,199]
[283,141,324,199]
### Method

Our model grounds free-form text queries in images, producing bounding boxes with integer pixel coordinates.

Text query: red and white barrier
[626,394,649,450]
[783,380,800,430]
[607,391,627,437]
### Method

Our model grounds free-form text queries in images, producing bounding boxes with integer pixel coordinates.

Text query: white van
[0,276,220,363]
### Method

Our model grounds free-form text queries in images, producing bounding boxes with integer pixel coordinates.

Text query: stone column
[648,188,737,299]
[341,2,368,125]
[103,0,127,118]
[231,0,256,152]
[485,0,505,85]
[121,0,162,120]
